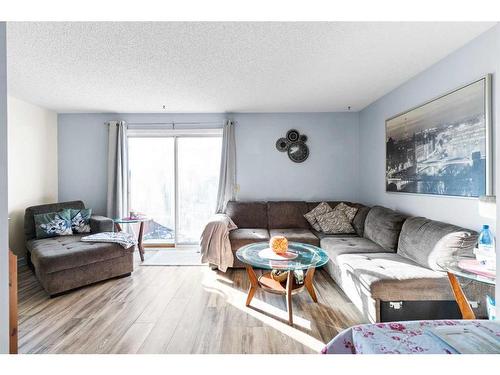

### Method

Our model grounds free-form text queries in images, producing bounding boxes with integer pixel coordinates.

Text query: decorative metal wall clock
[275,129,309,163]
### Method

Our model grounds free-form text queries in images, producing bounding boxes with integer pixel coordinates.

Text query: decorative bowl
[269,236,288,254]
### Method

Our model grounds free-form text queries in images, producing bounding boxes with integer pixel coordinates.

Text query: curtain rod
[104,121,223,125]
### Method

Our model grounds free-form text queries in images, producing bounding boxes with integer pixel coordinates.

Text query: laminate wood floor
[17,251,366,354]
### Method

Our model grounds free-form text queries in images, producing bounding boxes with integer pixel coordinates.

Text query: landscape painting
[386,77,490,197]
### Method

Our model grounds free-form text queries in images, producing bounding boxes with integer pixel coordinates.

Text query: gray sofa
[25,201,134,296]
[222,200,479,322]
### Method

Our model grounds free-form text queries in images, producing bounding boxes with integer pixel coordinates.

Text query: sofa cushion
[229,228,270,250]
[27,234,134,274]
[269,229,320,246]
[321,236,389,257]
[267,201,310,229]
[25,201,85,241]
[225,201,268,228]
[398,217,478,271]
[352,206,370,237]
[312,230,358,240]
[331,252,454,301]
[364,206,407,251]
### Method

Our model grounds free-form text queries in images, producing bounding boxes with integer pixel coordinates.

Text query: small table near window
[437,254,496,319]
[113,217,151,262]
[236,242,329,326]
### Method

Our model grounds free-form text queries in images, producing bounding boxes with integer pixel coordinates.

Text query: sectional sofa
[220,200,479,323]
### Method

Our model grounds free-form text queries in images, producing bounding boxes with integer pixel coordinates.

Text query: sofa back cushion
[225,201,268,228]
[267,201,310,229]
[352,205,371,237]
[398,217,478,271]
[364,206,407,251]
[25,201,85,241]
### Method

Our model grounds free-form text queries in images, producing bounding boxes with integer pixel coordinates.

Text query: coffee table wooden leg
[114,223,122,232]
[304,267,318,302]
[245,266,259,307]
[137,222,145,262]
[286,271,294,326]
[447,272,476,319]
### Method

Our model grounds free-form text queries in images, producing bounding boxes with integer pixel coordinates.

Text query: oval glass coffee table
[236,242,329,326]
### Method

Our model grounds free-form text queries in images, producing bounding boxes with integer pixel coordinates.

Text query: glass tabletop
[235,242,329,271]
[113,217,150,224]
[437,254,496,285]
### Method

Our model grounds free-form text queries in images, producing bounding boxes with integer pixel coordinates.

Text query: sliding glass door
[128,131,222,246]
[177,137,222,243]
[128,137,176,244]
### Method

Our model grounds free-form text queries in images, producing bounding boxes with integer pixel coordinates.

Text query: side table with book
[437,254,496,320]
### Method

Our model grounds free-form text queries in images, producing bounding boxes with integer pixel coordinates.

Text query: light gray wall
[58,113,226,215]
[358,24,499,233]
[58,112,360,215]
[233,112,359,201]
[0,22,9,354]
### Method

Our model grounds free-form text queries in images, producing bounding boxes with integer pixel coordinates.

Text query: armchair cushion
[27,235,133,274]
[90,215,114,233]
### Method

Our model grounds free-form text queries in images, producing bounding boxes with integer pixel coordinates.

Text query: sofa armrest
[90,215,114,233]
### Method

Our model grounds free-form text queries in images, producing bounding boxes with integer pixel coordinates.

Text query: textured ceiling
[7,22,496,113]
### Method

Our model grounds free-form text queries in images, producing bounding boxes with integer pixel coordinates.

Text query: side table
[113,217,151,262]
[438,255,496,319]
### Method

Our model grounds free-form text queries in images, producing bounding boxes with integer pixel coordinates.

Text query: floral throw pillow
[316,203,358,234]
[304,202,333,231]
[34,209,73,239]
[69,208,92,234]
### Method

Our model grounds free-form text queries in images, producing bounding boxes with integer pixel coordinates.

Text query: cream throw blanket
[200,214,237,272]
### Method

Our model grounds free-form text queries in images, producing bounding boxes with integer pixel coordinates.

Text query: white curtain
[216,120,236,213]
[106,121,128,219]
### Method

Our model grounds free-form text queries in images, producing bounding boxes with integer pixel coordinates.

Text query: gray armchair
[24,201,134,296]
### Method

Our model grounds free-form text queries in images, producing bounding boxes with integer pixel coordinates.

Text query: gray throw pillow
[304,202,333,231]
[316,205,356,234]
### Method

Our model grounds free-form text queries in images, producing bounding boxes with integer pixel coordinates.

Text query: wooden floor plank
[17,252,364,354]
